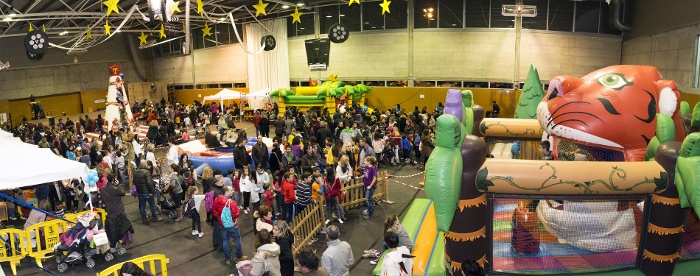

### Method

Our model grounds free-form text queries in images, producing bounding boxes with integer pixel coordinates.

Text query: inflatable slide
[372,198,446,276]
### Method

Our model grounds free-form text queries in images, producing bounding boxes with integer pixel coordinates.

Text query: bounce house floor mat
[493,201,637,274]
[493,200,700,274]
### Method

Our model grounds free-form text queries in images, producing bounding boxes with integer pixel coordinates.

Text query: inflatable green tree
[514,65,544,119]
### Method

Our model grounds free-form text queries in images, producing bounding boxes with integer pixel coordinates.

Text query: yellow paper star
[197,0,204,16]
[170,1,181,15]
[42,24,46,32]
[158,24,166,38]
[104,20,111,35]
[138,32,149,45]
[87,28,92,39]
[202,23,212,37]
[291,7,302,24]
[349,0,360,6]
[103,0,120,16]
[380,0,391,15]
[253,0,268,17]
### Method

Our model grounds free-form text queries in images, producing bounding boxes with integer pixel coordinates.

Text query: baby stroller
[53,213,114,273]
[155,181,178,220]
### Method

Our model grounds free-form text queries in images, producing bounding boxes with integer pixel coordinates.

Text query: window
[385,0,408,29]
[415,0,438,29]
[695,36,700,88]
[548,0,574,31]
[574,0,600,33]
[522,0,547,30]
[599,2,622,35]
[321,4,363,34]
[465,0,490,28]
[490,0,513,28]
[288,12,315,37]
[362,0,407,30]
[439,0,463,28]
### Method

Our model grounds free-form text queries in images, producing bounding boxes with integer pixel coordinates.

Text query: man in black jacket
[315,122,333,149]
[251,135,269,170]
[233,138,249,170]
[133,160,163,225]
[273,117,285,139]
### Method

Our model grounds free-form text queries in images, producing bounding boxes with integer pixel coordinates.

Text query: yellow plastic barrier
[65,208,107,227]
[25,219,68,268]
[96,254,170,276]
[0,229,28,275]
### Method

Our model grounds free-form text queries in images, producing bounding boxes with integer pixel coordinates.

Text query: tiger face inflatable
[536,65,684,162]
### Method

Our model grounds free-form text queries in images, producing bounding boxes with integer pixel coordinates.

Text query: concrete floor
[2,120,429,276]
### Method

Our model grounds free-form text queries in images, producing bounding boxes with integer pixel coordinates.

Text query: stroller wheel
[105,252,114,262]
[55,254,63,263]
[168,210,177,220]
[87,249,96,257]
[117,247,126,255]
[86,258,95,268]
[57,262,68,273]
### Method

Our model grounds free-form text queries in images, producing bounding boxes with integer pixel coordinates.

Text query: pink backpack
[205,190,215,212]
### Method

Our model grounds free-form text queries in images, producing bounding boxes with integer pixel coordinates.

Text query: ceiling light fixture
[326,15,332,18]
[59,31,68,35]
[296,2,305,7]
[282,5,290,9]
[339,14,345,17]
[8,13,16,17]
[2,17,11,21]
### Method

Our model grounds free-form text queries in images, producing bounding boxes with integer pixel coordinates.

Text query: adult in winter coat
[251,136,269,169]
[273,221,295,276]
[249,229,282,276]
[101,175,133,248]
[233,138,249,170]
[133,160,162,224]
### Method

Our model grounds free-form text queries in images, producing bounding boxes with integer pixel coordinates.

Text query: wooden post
[382,171,393,205]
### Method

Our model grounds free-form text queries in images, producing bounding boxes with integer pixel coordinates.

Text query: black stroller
[53,213,116,273]
[155,180,177,220]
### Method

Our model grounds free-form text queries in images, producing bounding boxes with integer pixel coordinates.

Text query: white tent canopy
[0,128,12,138]
[243,88,271,99]
[202,88,246,108]
[0,143,88,190]
[244,88,271,110]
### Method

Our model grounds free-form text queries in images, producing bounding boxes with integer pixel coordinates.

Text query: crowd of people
[0,97,464,275]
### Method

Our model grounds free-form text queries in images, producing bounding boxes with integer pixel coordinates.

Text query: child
[229,169,242,206]
[401,135,411,163]
[262,183,275,209]
[413,131,421,166]
[311,171,324,204]
[184,186,205,238]
[362,156,378,220]
[272,171,284,217]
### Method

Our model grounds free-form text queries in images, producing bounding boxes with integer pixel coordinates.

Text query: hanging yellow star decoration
[291,7,302,24]
[380,0,391,15]
[104,20,111,35]
[103,0,120,16]
[28,24,34,32]
[170,1,181,15]
[87,28,92,39]
[202,23,212,37]
[196,0,204,16]
[42,24,46,32]
[253,0,268,17]
[158,23,167,38]
[349,0,360,6]
[138,32,149,45]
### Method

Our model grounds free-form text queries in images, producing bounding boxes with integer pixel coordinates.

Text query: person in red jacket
[324,166,346,225]
[212,186,247,264]
[282,172,298,223]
